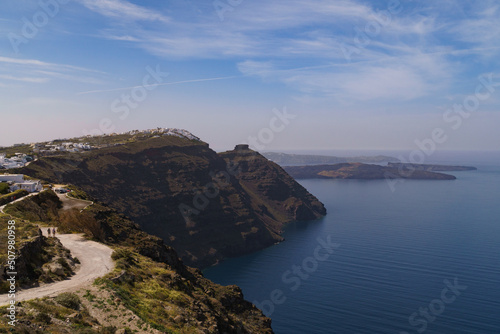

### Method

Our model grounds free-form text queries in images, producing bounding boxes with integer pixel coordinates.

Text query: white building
[0,174,43,193]
[0,154,27,169]
[10,181,43,193]
[0,174,24,183]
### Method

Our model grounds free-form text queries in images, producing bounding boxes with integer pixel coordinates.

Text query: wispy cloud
[16,0,499,103]
[77,0,169,22]
[77,75,239,95]
[0,74,49,83]
[0,56,106,86]
[0,56,104,74]
[238,48,452,101]
[451,3,500,52]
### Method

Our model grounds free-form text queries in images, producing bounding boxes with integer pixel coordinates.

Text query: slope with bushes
[0,187,274,333]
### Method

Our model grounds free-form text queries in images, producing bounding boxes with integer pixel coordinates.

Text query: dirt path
[0,191,41,214]
[0,229,114,306]
[57,193,93,211]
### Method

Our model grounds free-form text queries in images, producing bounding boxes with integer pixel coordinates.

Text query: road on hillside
[57,193,93,211]
[0,229,114,306]
[0,191,41,214]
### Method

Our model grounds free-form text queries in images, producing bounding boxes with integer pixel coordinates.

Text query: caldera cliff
[20,136,326,268]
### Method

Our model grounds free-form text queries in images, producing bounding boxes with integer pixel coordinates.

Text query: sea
[204,150,500,334]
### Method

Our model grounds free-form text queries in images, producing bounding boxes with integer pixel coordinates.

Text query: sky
[0,0,499,152]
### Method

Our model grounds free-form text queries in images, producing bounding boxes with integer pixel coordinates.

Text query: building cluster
[0,153,33,169]
[0,174,43,193]
[32,142,93,154]
[1,128,199,169]
[120,128,201,141]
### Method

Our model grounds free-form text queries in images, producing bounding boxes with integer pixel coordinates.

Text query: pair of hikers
[47,227,57,237]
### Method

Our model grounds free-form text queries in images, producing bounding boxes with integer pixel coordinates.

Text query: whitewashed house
[10,181,43,193]
[0,174,24,183]
[0,174,43,193]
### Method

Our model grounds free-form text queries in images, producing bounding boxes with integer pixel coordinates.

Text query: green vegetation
[0,189,29,206]
[0,182,9,195]
[67,184,94,201]
[95,249,219,333]
[0,191,81,291]
[0,216,39,266]
[0,296,99,333]
[3,190,60,222]
[0,217,40,293]
[0,143,32,157]
[0,176,274,333]
[55,292,81,310]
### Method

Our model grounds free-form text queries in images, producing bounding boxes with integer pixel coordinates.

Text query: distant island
[284,163,458,180]
[262,152,399,166]
[387,162,477,172]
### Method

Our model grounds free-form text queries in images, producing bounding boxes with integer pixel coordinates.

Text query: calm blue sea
[204,151,500,334]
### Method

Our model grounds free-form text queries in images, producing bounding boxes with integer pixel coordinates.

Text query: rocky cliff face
[21,136,326,268]
[1,190,275,333]
[1,228,77,289]
[220,146,326,230]
[2,229,43,286]
[84,202,275,333]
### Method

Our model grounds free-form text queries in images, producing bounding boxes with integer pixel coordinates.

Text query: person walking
[47,228,51,237]
[52,227,56,237]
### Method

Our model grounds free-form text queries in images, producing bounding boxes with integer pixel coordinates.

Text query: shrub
[58,209,104,241]
[35,312,52,324]
[111,249,135,263]
[101,326,117,334]
[0,182,9,195]
[57,257,71,270]
[0,280,10,294]
[0,189,29,206]
[55,292,81,310]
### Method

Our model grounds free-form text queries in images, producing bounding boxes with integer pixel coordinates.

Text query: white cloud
[0,75,49,83]
[0,56,103,73]
[102,34,141,42]
[66,0,500,102]
[339,66,427,100]
[78,0,169,22]
[452,5,500,48]
[0,56,106,86]
[238,49,451,101]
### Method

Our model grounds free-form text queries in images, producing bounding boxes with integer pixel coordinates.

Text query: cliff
[284,163,457,180]
[0,190,274,333]
[220,146,326,227]
[20,136,326,268]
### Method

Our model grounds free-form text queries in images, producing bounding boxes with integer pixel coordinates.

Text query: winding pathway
[0,230,114,306]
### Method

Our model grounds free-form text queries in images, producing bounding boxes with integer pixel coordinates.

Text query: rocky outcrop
[3,229,44,285]
[220,146,326,233]
[2,228,76,288]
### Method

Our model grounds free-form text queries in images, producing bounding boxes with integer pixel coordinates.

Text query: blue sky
[1,0,499,152]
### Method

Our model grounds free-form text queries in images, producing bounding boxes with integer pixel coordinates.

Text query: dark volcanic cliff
[220,146,326,228]
[20,136,325,268]
[1,189,274,333]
